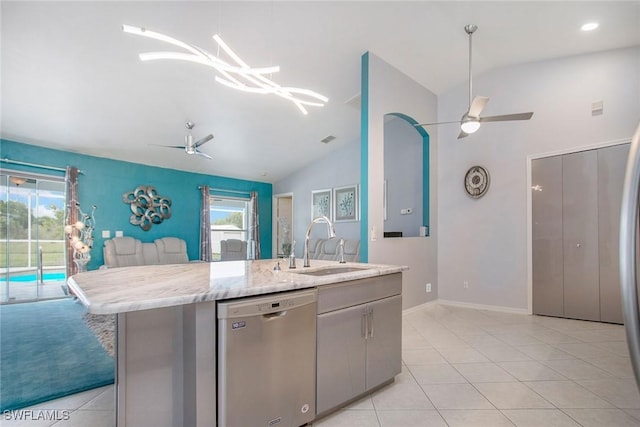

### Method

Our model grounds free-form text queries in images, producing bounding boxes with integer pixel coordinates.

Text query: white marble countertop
[67,259,407,314]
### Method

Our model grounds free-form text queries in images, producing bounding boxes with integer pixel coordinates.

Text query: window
[210,196,249,261]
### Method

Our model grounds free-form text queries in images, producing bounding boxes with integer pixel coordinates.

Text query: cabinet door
[366,295,402,390]
[598,144,630,323]
[532,156,564,317]
[316,304,367,415]
[563,150,600,321]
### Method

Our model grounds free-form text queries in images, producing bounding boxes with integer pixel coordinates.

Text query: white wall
[437,46,640,310]
[366,53,439,309]
[274,140,361,257]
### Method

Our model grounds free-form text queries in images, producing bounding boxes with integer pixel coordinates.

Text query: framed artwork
[311,189,332,220]
[334,185,359,222]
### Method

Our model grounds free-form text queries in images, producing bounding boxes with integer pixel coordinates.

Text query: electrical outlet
[101,230,110,238]
[463,281,469,289]
[426,283,432,293]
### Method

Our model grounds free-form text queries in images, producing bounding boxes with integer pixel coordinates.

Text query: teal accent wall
[360,52,369,262]
[1,139,272,270]
[386,112,430,233]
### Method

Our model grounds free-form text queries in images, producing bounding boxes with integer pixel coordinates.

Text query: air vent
[592,100,603,116]
[320,135,336,144]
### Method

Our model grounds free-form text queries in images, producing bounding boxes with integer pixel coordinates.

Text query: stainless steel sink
[293,266,370,276]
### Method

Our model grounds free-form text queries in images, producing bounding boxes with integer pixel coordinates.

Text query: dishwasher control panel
[257,298,295,312]
[217,288,317,319]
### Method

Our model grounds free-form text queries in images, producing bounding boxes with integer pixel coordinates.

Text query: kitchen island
[68,259,406,427]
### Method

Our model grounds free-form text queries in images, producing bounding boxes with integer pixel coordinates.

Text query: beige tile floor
[313,304,640,427]
[3,303,640,426]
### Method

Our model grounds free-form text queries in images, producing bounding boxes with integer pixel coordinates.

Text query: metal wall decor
[122,185,172,230]
[464,166,490,199]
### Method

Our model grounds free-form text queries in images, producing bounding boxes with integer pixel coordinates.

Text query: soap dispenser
[289,240,296,269]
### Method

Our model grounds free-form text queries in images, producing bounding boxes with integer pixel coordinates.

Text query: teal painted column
[360,52,369,262]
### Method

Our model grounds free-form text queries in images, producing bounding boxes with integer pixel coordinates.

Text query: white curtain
[65,166,79,276]
[199,185,212,261]
[249,191,261,260]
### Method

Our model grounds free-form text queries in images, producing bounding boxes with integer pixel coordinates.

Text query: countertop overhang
[67,260,407,314]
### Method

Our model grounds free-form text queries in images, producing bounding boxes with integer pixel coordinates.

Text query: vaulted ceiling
[2,1,638,182]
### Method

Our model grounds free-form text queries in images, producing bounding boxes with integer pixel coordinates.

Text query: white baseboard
[402,299,439,315]
[403,298,530,316]
[438,299,530,315]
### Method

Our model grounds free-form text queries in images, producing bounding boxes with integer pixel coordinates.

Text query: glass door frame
[1,169,67,303]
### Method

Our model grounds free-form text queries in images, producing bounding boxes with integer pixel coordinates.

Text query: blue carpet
[0,299,115,411]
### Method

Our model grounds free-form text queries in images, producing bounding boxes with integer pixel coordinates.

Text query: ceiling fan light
[461,119,480,134]
[581,22,599,31]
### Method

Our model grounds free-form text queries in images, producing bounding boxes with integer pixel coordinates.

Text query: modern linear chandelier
[122,25,328,115]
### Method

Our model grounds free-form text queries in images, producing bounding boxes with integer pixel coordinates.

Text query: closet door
[563,150,600,321]
[598,144,630,324]
[532,156,564,317]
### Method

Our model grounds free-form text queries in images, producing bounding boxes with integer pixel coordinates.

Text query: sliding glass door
[1,172,67,303]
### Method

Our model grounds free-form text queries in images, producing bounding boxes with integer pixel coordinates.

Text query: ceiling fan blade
[415,120,462,127]
[479,112,534,123]
[468,96,489,118]
[194,134,214,147]
[458,130,470,139]
[195,149,212,160]
[150,144,185,149]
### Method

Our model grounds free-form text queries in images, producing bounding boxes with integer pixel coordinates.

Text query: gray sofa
[103,236,189,268]
[308,238,360,262]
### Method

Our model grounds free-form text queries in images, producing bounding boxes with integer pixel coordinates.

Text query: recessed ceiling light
[581,22,599,31]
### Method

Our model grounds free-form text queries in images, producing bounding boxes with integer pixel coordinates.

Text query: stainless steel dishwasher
[217,288,317,427]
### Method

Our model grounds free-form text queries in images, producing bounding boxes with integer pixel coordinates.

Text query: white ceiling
[2,1,639,183]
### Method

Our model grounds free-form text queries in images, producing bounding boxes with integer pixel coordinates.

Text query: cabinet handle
[368,307,374,338]
[576,243,581,248]
[361,309,367,339]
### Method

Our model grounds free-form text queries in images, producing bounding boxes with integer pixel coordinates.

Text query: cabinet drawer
[317,273,401,314]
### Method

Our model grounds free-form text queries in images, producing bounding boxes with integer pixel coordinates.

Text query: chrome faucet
[303,215,336,267]
[338,239,346,264]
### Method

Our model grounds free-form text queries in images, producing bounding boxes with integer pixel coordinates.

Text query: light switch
[101,230,110,238]
[115,230,124,237]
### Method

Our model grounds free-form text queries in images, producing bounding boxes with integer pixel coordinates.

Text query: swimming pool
[0,272,66,282]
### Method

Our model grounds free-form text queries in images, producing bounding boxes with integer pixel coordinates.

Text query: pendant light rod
[465,24,477,112]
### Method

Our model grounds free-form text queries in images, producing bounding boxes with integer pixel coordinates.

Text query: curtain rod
[1,158,83,174]
[199,186,253,195]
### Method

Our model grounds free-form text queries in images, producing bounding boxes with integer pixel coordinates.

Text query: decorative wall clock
[464,166,490,199]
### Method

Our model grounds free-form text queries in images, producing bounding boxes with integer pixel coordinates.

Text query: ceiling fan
[155,122,214,159]
[416,24,533,139]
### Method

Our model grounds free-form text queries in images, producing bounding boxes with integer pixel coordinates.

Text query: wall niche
[383,113,430,238]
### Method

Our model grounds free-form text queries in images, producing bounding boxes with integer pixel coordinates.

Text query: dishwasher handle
[263,310,288,320]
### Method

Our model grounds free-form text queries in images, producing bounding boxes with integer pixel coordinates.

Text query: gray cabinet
[598,144,630,323]
[562,150,600,321]
[316,304,367,413]
[316,274,402,416]
[532,144,630,323]
[532,155,564,317]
